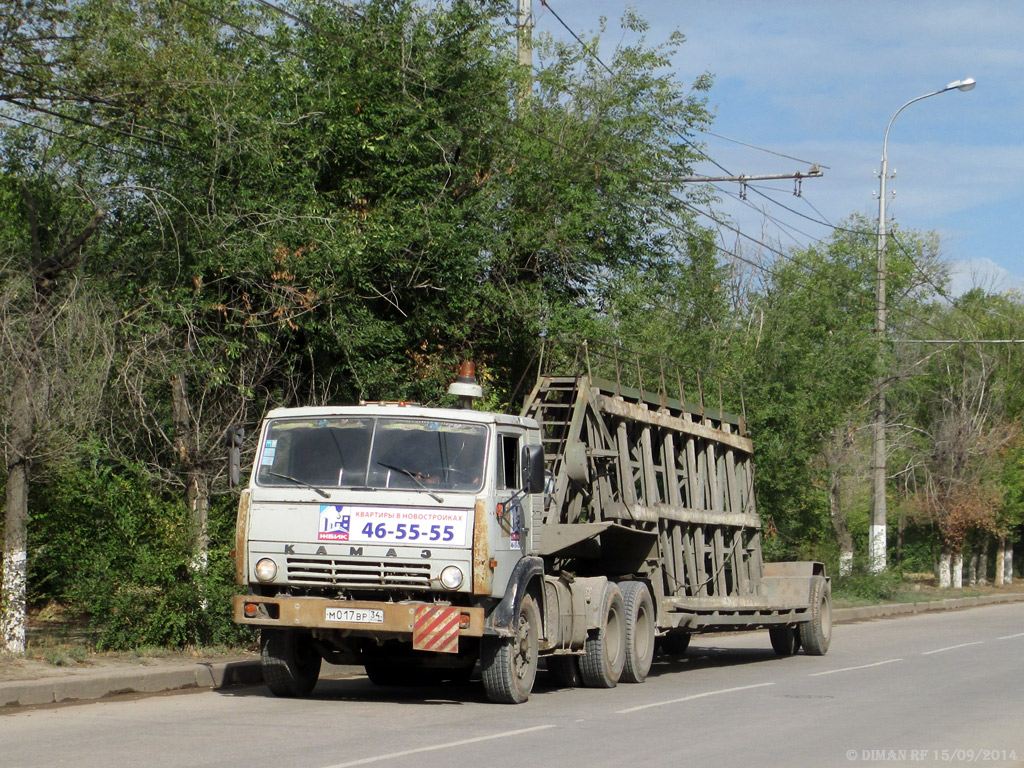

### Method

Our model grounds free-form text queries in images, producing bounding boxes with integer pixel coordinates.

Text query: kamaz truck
[233,341,831,703]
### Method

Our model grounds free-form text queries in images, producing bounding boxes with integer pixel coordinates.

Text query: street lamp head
[946,77,976,92]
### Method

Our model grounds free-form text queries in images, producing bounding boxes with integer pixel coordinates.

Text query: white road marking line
[320,725,557,768]
[921,641,983,655]
[997,632,1024,640]
[616,682,775,714]
[809,659,903,676]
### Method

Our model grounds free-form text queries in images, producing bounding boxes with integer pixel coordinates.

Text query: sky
[535,0,1024,296]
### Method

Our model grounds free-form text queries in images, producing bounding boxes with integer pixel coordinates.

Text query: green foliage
[735,220,881,549]
[833,566,903,603]
[29,457,251,649]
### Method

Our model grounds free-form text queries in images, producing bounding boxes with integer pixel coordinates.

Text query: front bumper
[233,595,486,637]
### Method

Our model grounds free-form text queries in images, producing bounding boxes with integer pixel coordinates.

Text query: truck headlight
[255,558,278,582]
[440,565,464,590]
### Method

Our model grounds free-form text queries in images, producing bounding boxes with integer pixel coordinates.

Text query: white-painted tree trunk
[1,550,27,654]
[968,553,978,586]
[938,551,952,588]
[839,550,853,577]
[1004,543,1014,585]
[2,462,29,654]
[995,538,1006,586]
[2,374,32,655]
[979,542,989,586]
[952,553,963,589]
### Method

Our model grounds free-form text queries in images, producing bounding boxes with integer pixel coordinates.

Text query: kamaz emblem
[283,544,431,559]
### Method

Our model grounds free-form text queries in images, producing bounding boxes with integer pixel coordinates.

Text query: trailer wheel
[799,576,832,655]
[481,594,539,704]
[261,628,322,697]
[656,629,691,657]
[619,581,655,683]
[580,582,626,688]
[546,655,582,687]
[768,626,800,656]
[364,662,408,686]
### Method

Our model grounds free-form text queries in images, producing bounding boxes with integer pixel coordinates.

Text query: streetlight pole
[870,77,976,573]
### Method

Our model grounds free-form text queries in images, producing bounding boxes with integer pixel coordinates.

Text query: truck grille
[286,555,432,589]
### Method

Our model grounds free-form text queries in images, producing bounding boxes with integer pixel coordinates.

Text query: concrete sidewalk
[3,591,1023,710]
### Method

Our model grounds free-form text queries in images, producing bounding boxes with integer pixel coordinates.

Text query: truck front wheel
[261,628,322,697]
[481,594,540,704]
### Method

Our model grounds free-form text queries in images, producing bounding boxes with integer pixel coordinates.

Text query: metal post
[869,78,975,573]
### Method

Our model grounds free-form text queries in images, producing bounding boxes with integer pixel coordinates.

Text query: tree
[894,288,1024,586]
[0,147,110,653]
[1,0,725,647]
[733,220,881,558]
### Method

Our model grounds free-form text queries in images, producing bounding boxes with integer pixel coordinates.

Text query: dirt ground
[833,580,1024,607]
[0,604,257,683]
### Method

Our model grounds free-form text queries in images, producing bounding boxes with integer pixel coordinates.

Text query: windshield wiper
[377,461,444,504]
[266,471,332,499]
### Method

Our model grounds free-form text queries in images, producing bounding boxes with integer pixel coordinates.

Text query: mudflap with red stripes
[413,605,460,654]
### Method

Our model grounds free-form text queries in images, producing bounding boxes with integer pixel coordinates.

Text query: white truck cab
[234,400,547,699]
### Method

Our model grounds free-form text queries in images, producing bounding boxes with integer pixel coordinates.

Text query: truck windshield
[256,417,487,493]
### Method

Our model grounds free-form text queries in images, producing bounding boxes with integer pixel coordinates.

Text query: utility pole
[516,0,532,108]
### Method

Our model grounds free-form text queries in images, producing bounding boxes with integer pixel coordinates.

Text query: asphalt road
[3,602,1023,768]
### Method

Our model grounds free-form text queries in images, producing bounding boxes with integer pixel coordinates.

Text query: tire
[365,663,471,686]
[619,581,655,684]
[481,594,540,704]
[580,582,626,688]
[657,629,691,657]
[768,625,800,656]
[261,629,322,698]
[546,655,583,687]
[364,662,410,686]
[799,576,832,656]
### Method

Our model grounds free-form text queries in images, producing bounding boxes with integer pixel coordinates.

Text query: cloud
[540,0,1024,290]
[948,258,1024,296]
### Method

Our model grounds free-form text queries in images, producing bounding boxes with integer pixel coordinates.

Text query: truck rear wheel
[619,581,655,683]
[657,629,691,657]
[481,594,539,704]
[799,576,832,655]
[768,626,800,656]
[261,628,322,697]
[546,655,582,687]
[580,582,626,688]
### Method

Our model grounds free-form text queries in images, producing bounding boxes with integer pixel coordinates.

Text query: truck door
[496,431,532,554]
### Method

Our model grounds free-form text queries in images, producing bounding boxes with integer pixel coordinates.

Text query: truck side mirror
[521,444,545,494]
[225,426,245,488]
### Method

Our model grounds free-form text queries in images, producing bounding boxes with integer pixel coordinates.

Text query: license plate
[326,607,384,624]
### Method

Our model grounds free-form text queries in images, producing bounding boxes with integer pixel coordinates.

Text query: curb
[0,659,263,709]
[3,592,1023,709]
[833,591,1024,624]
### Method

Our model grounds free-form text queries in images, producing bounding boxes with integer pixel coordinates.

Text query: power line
[536,0,851,265]
[897,339,1024,344]
[698,129,827,167]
